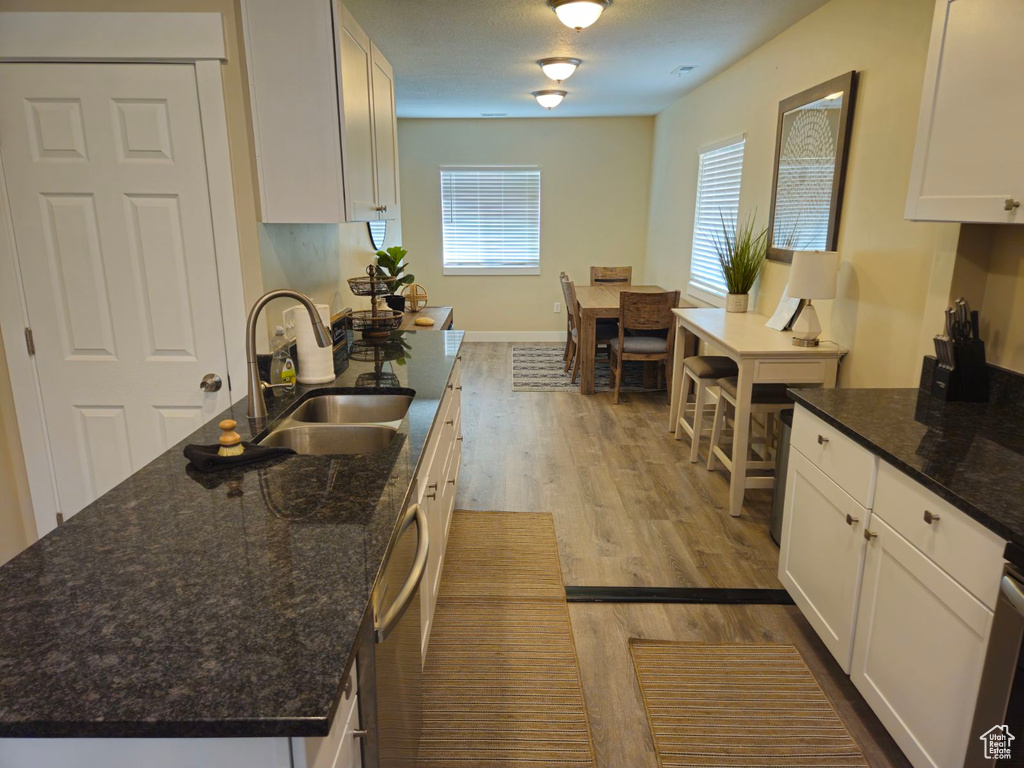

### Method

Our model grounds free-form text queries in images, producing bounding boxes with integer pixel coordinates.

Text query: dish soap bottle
[269,326,296,398]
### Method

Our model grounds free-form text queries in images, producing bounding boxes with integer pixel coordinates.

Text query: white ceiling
[344,0,830,118]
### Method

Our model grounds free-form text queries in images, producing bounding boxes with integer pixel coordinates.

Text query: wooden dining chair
[590,266,632,285]
[562,275,617,383]
[608,290,679,404]
[560,272,572,363]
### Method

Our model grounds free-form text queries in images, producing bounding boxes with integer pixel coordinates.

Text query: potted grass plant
[375,246,414,312]
[714,212,768,313]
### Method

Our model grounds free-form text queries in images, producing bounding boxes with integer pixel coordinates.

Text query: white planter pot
[726,293,749,313]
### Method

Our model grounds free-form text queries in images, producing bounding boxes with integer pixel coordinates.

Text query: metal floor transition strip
[564,586,796,605]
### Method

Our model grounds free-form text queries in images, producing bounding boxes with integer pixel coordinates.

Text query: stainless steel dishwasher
[370,501,428,768]
[968,563,1024,767]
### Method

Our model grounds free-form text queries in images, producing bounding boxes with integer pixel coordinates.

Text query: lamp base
[790,301,822,347]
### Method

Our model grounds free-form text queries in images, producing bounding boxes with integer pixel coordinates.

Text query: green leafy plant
[375,246,414,295]
[713,211,768,295]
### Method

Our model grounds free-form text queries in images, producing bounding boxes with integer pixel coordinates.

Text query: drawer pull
[817,434,829,445]
[352,729,367,740]
[447,478,456,485]
[426,482,438,500]
[923,510,940,525]
[845,514,859,526]
[446,419,454,426]
[863,529,878,541]
[456,385,463,391]
[457,436,464,442]
[447,383,454,390]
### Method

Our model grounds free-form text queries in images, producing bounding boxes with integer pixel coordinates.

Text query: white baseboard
[462,331,564,342]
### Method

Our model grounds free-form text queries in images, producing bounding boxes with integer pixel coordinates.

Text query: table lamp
[788,250,838,347]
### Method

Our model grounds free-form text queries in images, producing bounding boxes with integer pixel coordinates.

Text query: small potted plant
[375,246,414,312]
[714,212,768,313]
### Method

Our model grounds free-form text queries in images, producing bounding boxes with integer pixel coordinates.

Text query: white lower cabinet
[852,516,993,768]
[779,448,870,672]
[294,667,362,768]
[418,361,462,665]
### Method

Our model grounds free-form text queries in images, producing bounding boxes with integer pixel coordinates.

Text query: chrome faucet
[246,289,332,419]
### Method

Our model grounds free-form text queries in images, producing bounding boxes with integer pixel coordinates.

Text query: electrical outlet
[553,302,561,313]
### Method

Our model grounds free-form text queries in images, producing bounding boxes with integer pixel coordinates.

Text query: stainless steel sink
[259,424,398,455]
[289,394,412,425]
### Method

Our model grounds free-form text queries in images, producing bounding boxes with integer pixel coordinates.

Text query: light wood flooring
[454,342,911,768]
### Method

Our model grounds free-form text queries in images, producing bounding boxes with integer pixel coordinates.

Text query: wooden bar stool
[673,356,738,463]
[707,377,794,493]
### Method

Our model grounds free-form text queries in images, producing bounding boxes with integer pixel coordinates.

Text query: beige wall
[950,226,1024,373]
[398,117,654,333]
[0,1,384,554]
[643,0,962,388]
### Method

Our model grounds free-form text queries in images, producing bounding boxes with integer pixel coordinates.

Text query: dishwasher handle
[374,504,429,644]
[1001,573,1024,617]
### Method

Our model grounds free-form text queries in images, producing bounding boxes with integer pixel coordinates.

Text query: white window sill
[686,282,726,308]
[443,266,541,276]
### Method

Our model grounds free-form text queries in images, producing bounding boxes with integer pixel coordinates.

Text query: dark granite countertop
[0,330,464,739]
[788,386,1024,561]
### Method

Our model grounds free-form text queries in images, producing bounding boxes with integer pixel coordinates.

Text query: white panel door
[778,448,869,673]
[0,63,231,525]
[905,0,1024,223]
[370,42,399,222]
[852,516,993,768]
[334,2,378,222]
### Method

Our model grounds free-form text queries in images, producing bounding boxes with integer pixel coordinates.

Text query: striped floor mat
[511,344,656,393]
[418,511,597,767]
[630,641,868,767]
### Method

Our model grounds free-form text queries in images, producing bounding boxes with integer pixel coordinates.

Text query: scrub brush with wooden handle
[217,419,245,457]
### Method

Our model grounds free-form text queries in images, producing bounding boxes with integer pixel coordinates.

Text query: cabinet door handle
[863,529,878,541]
[456,385,463,391]
[352,729,368,739]
[817,434,829,445]
[374,504,428,643]
[446,419,454,426]
[923,510,940,525]
[447,478,456,485]
[457,436,464,442]
[1005,198,1021,212]
[845,514,859,526]
[426,482,437,499]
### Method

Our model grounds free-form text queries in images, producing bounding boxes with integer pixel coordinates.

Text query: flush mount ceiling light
[548,0,610,32]
[532,90,567,109]
[538,57,582,83]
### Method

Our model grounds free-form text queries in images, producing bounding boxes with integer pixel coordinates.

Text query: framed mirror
[767,71,857,263]
[368,219,387,251]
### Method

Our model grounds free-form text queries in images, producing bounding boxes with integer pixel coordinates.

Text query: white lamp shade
[532,90,566,109]
[551,0,608,31]
[788,250,838,300]
[539,58,581,82]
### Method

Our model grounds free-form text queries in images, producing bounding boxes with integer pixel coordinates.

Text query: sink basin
[289,394,413,425]
[258,424,398,455]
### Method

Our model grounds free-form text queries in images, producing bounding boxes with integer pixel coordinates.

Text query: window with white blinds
[688,137,746,305]
[440,166,541,275]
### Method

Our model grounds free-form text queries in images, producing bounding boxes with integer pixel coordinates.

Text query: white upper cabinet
[241,0,400,224]
[371,43,400,221]
[905,0,1024,223]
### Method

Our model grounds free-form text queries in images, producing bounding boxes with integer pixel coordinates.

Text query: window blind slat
[689,139,746,298]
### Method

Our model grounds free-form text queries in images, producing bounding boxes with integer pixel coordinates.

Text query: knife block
[929,340,989,402]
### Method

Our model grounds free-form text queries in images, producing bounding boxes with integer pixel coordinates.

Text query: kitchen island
[0,330,464,766]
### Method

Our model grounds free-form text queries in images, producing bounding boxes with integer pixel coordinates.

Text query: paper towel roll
[283,304,335,384]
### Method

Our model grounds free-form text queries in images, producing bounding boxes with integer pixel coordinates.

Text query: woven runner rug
[511,344,657,393]
[417,511,597,767]
[630,640,868,767]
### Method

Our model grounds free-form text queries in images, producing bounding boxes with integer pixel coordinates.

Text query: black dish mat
[183,442,295,474]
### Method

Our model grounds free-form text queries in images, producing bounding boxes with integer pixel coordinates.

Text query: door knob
[923,510,940,525]
[1005,198,1021,212]
[864,529,878,541]
[200,373,223,392]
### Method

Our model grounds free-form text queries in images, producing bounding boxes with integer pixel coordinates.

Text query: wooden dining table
[574,284,668,395]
